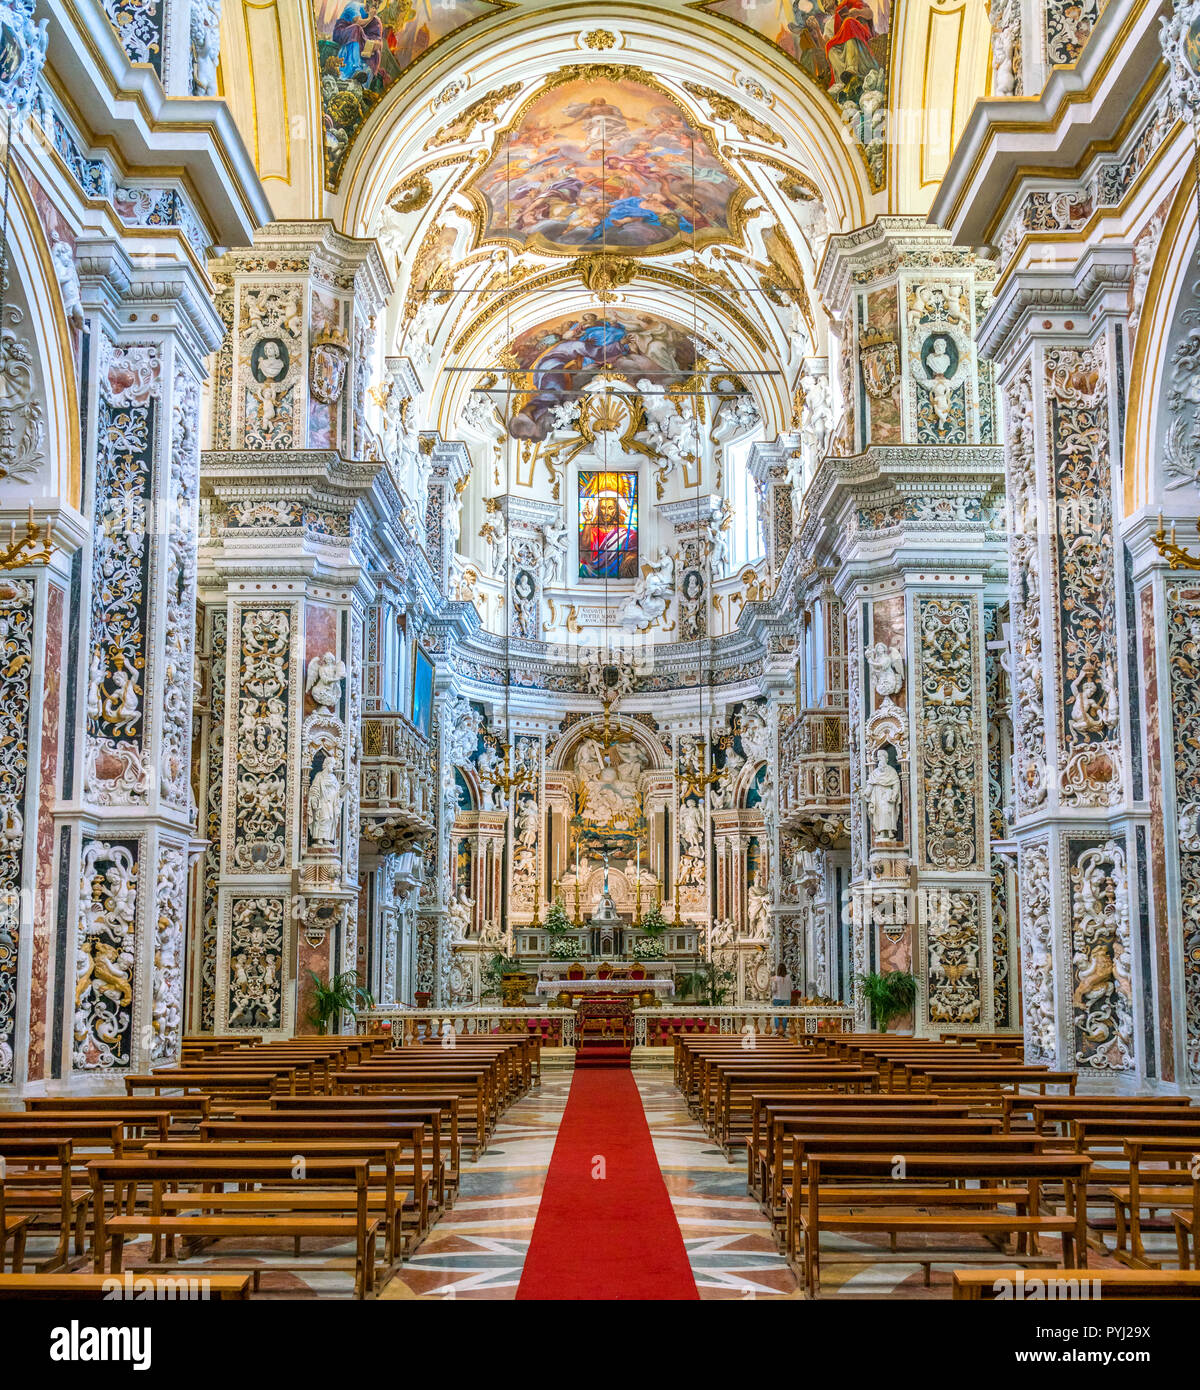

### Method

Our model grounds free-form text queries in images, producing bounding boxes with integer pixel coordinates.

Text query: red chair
[598,963,613,980]
[567,964,585,981]
[630,965,646,980]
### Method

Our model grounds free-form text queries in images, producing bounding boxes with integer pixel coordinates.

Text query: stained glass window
[578,471,639,579]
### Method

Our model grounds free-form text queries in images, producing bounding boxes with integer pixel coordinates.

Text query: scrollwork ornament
[0,0,47,122]
[1161,0,1200,124]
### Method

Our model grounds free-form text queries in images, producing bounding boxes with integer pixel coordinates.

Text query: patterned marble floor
[384,1068,799,1300]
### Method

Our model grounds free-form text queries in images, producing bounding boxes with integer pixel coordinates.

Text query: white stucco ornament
[1161,0,1200,123]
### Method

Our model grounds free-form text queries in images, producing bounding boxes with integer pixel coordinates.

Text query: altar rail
[355,1005,854,1050]
[631,1006,855,1047]
[357,1007,578,1047]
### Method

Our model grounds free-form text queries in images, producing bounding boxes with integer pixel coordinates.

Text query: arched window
[727,438,764,574]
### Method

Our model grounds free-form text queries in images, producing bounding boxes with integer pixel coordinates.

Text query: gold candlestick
[573,879,582,926]
[633,874,643,926]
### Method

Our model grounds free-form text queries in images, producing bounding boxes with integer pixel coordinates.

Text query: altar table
[535,978,674,998]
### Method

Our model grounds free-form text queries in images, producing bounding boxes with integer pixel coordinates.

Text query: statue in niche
[679,796,705,859]
[307,755,343,846]
[516,796,539,849]
[746,874,770,942]
[863,747,902,840]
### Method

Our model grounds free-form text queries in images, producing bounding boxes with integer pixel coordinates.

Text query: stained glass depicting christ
[579,472,639,580]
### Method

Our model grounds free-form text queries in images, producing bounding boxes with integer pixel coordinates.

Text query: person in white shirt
[770,963,792,1035]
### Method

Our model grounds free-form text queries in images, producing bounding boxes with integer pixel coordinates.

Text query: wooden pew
[954,1268,1200,1299]
[88,1156,380,1298]
[0,1272,253,1298]
[800,1152,1091,1296]
[198,1117,428,1247]
[259,1100,457,1212]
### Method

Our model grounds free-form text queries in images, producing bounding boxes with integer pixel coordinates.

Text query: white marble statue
[746,875,771,942]
[50,238,84,330]
[619,549,676,632]
[864,642,905,697]
[307,762,342,845]
[306,651,346,709]
[863,748,902,839]
[541,516,568,587]
[738,702,771,764]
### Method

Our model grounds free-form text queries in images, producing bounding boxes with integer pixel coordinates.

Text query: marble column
[197,223,388,1037]
[55,242,221,1075]
[813,217,1006,1035]
[988,250,1149,1075]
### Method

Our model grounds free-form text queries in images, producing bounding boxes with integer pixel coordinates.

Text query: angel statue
[619,549,676,632]
[864,642,905,698]
[307,651,346,709]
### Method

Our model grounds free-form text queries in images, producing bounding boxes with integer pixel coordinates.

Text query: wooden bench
[88,1156,380,1298]
[0,1272,254,1298]
[799,1151,1091,1296]
[953,1268,1200,1299]
[783,1133,1051,1275]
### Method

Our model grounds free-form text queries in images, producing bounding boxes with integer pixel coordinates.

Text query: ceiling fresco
[465,73,749,256]
[314,0,509,189]
[694,0,891,187]
[502,310,702,440]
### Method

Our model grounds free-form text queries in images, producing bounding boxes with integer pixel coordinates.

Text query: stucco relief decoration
[151,846,186,1062]
[160,373,200,811]
[1004,366,1047,811]
[74,839,139,1070]
[0,0,48,122]
[988,0,1022,96]
[1045,345,1122,807]
[906,280,972,445]
[1019,839,1056,1062]
[85,343,160,808]
[1160,0,1200,124]
[102,0,164,70]
[915,596,981,870]
[0,310,47,483]
[190,0,220,95]
[0,578,33,1083]
[1067,838,1133,1071]
[239,284,303,449]
[925,889,983,1024]
[231,607,292,872]
[309,329,351,405]
[199,610,227,1030]
[227,896,285,1030]
[1164,579,1200,1081]
[1162,307,1200,491]
[1045,0,1099,66]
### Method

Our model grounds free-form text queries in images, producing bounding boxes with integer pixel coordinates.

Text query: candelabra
[487,736,534,795]
[1153,513,1200,571]
[0,507,53,571]
[633,873,643,926]
[572,879,583,927]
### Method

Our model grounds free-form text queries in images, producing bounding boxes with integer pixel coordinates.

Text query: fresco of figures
[314,0,499,186]
[699,0,890,185]
[505,310,699,440]
[468,76,745,255]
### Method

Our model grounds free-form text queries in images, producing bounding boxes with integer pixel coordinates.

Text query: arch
[548,712,669,772]
[4,165,81,512]
[1124,157,1198,518]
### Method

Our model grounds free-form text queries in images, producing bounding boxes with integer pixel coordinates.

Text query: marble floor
[385,1068,798,1300]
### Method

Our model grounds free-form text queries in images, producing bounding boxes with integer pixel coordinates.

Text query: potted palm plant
[306,970,374,1035]
[855,970,918,1033]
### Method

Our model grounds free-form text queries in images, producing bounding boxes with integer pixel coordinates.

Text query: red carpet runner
[516,1069,699,1300]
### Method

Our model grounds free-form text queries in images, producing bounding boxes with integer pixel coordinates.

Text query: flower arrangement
[632,936,667,960]
[545,898,572,935]
[549,936,579,961]
[638,904,668,936]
